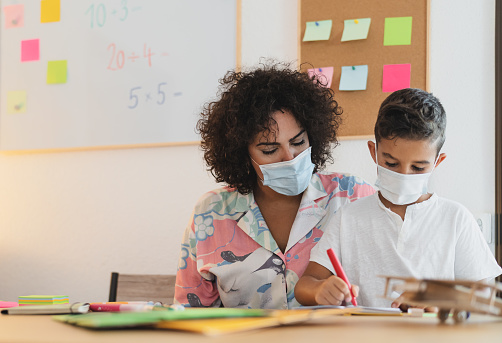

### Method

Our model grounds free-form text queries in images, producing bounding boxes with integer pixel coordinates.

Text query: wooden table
[0,313,501,343]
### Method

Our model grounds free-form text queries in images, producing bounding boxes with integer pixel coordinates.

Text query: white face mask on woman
[251,147,315,196]
[374,146,438,205]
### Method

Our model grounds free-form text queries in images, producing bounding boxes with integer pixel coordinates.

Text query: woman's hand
[314,275,359,306]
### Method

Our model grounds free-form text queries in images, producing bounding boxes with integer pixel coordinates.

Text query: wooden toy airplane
[379,275,502,323]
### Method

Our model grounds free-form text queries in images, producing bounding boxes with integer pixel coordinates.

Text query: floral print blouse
[174,172,375,309]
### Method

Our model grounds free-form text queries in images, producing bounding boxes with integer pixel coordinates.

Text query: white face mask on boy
[374,145,439,205]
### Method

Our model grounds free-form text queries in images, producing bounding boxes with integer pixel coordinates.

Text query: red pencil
[327,248,358,306]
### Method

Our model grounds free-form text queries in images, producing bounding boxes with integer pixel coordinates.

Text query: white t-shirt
[310,192,502,308]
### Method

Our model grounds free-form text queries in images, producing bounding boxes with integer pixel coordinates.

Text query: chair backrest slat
[110,273,176,305]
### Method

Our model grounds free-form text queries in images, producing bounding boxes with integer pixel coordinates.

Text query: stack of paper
[53,307,403,335]
[19,295,69,306]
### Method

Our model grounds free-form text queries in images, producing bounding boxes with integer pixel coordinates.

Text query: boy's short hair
[374,88,446,154]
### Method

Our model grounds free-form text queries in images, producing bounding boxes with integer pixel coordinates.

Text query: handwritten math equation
[107,43,168,70]
[127,83,183,109]
[85,0,141,28]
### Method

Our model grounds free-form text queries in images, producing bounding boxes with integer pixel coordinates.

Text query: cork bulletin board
[299,0,429,138]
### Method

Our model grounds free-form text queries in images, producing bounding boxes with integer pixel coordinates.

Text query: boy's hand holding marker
[314,275,359,306]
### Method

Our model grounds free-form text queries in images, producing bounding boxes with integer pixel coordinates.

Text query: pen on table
[327,248,358,306]
[89,301,162,312]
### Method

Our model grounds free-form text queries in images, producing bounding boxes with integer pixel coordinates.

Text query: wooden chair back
[109,272,176,305]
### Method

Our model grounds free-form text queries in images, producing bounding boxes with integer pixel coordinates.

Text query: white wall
[0,0,496,302]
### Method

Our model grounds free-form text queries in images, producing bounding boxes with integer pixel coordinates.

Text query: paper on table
[53,308,267,329]
[383,17,413,46]
[339,65,368,91]
[303,20,332,41]
[382,64,411,92]
[293,305,401,316]
[308,67,334,88]
[341,18,371,42]
[349,306,402,315]
[156,310,306,336]
[0,301,18,309]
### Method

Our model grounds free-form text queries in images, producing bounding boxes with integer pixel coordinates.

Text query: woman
[174,63,374,309]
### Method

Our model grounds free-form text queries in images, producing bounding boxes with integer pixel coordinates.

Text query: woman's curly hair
[197,62,342,195]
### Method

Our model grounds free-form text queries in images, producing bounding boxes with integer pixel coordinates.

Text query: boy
[294,88,502,308]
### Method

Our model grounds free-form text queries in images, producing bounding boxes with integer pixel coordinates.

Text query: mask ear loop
[374,142,379,165]
[430,150,442,174]
[249,156,264,183]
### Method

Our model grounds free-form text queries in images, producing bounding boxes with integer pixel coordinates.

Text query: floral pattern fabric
[174,172,375,309]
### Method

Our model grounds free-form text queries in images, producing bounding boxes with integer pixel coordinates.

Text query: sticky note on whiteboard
[7,91,27,114]
[341,18,371,41]
[21,39,40,62]
[339,65,368,91]
[382,64,411,92]
[41,0,60,23]
[47,60,67,84]
[3,4,24,28]
[308,67,334,88]
[303,20,332,41]
[383,17,413,46]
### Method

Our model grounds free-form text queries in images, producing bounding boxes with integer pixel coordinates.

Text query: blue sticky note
[339,65,368,91]
[303,20,333,41]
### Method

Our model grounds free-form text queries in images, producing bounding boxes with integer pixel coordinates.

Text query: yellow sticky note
[7,91,27,114]
[47,60,67,84]
[41,0,60,23]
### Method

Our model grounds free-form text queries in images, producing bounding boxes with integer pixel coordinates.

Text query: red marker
[327,248,357,306]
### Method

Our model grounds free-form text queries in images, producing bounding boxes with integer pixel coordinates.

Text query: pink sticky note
[21,39,40,62]
[0,301,19,308]
[382,64,411,92]
[308,67,334,88]
[3,4,24,28]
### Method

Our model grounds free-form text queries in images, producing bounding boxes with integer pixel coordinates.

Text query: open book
[292,305,402,315]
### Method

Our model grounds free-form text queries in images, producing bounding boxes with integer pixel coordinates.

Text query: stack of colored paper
[19,295,69,306]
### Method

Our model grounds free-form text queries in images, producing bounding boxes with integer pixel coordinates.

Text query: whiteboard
[0,0,237,151]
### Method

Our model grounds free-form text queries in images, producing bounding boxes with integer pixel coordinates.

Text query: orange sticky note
[41,0,60,23]
[47,60,67,84]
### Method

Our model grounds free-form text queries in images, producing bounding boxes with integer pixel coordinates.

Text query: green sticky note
[341,18,371,41]
[303,20,332,41]
[47,60,67,84]
[7,90,27,114]
[384,17,412,46]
